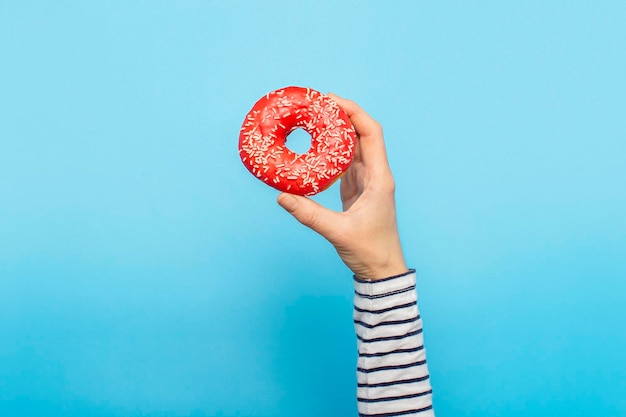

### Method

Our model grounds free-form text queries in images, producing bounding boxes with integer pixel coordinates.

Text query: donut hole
[285,128,312,154]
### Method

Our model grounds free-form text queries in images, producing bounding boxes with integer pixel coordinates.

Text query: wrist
[356,256,408,281]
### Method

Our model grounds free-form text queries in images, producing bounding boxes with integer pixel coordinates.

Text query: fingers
[277,193,343,241]
[327,93,382,139]
[327,92,390,172]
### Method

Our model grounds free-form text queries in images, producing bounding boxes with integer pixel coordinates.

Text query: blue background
[1,1,625,416]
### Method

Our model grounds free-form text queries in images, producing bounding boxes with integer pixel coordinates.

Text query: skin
[277,93,408,281]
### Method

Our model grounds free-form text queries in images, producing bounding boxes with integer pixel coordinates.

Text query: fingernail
[278,194,298,212]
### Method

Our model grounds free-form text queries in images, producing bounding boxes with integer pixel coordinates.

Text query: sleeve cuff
[353,269,416,298]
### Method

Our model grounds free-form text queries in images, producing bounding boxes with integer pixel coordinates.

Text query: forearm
[353,270,434,416]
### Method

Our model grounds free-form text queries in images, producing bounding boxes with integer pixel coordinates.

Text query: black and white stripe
[353,270,434,417]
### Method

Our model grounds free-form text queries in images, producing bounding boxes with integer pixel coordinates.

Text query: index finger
[328,92,389,169]
[328,93,383,139]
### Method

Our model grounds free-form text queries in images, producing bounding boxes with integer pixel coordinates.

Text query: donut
[238,86,356,196]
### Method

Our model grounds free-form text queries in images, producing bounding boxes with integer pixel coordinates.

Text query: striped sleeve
[353,270,434,417]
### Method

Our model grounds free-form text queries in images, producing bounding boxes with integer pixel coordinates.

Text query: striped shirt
[353,270,434,417]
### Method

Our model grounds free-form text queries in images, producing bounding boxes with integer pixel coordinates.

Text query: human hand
[277,93,407,281]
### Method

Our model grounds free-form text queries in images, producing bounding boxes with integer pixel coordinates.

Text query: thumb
[277,193,342,241]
